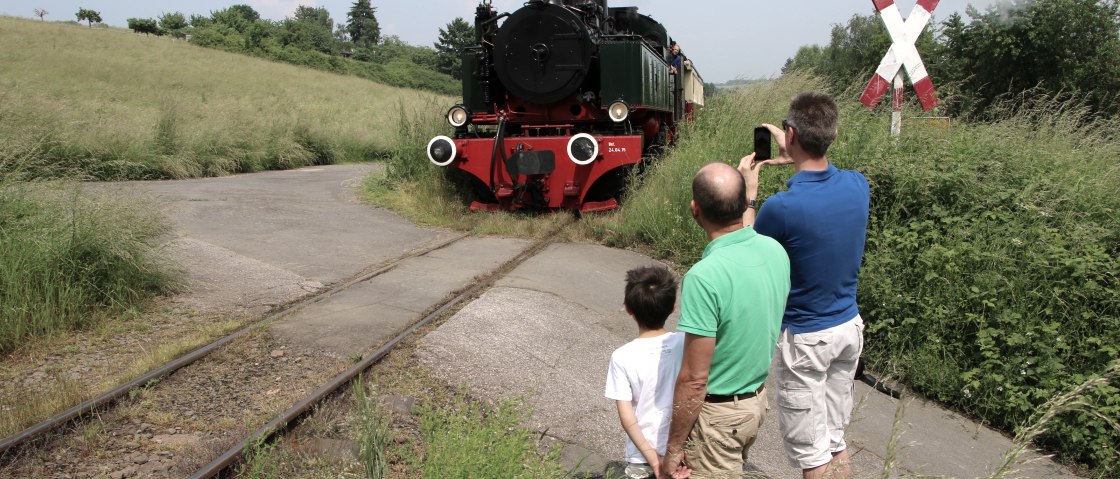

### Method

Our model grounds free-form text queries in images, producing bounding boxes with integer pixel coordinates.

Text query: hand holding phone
[754,126,772,162]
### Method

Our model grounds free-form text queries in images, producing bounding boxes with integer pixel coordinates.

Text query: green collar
[702,227,757,259]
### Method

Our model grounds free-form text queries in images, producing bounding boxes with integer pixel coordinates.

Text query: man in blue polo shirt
[738,92,869,479]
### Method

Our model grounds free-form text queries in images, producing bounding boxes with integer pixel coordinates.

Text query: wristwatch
[747,198,758,209]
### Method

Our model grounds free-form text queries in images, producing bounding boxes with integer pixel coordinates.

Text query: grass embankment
[0,16,443,180]
[373,73,1119,475]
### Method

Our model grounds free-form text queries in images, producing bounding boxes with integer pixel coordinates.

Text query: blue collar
[786,163,838,188]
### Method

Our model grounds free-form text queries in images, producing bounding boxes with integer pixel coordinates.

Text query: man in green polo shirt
[661,162,790,478]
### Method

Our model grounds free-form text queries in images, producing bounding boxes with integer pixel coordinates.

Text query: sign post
[891,74,903,137]
[861,0,940,136]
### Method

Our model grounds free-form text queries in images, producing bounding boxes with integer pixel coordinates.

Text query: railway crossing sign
[860,0,940,111]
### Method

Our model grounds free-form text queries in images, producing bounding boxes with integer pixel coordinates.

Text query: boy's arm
[615,400,661,473]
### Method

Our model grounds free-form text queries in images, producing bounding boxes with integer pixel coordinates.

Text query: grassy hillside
[0,17,449,180]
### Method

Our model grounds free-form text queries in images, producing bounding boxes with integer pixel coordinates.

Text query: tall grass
[412,392,566,478]
[0,16,447,180]
[0,175,177,353]
[606,73,1120,475]
[353,380,392,479]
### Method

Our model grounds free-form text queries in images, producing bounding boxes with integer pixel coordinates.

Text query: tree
[33,8,47,21]
[188,14,212,29]
[935,0,1120,119]
[159,11,188,38]
[434,17,474,80]
[347,0,380,48]
[280,18,335,54]
[75,8,102,28]
[210,4,260,33]
[127,17,159,36]
[294,5,333,32]
[227,4,260,22]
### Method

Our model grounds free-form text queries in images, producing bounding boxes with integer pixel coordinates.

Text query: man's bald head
[692,162,746,227]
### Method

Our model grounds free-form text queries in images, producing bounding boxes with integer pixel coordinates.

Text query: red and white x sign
[860,0,939,110]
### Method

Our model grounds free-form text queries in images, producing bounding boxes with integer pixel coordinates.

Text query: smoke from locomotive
[426,0,704,212]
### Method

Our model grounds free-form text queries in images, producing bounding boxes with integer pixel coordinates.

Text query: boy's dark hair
[787,92,839,158]
[624,265,679,329]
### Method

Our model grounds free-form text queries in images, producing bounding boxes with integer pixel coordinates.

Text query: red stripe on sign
[860,74,890,108]
[913,76,939,110]
[917,0,940,13]
[872,0,895,11]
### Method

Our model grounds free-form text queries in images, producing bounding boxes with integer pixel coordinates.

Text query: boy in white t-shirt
[604,265,685,479]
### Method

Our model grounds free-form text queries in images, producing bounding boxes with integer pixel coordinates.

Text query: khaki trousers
[682,392,767,478]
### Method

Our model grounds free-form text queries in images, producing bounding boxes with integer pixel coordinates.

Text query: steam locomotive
[425,0,704,212]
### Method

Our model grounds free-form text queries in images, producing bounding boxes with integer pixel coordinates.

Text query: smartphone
[754,126,772,161]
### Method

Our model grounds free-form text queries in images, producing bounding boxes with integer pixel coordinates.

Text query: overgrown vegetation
[0,164,176,353]
[410,392,566,478]
[0,16,440,181]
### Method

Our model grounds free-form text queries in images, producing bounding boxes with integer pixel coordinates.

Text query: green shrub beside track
[0,173,176,354]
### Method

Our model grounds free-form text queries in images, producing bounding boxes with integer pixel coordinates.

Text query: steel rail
[0,233,468,457]
[189,222,568,479]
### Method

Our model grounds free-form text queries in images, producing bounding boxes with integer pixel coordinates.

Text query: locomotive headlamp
[447,105,469,127]
[426,136,456,166]
[607,100,629,123]
[566,133,598,166]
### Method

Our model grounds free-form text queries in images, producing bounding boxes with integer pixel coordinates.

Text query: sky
[1,0,1000,83]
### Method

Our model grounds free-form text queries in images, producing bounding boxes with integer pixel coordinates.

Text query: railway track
[0,220,569,477]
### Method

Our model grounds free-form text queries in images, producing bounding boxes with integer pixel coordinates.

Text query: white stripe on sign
[860,0,940,111]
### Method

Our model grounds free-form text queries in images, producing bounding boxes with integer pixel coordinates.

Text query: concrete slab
[271,236,529,357]
[847,383,1079,479]
[96,164,446,285]
[419,242,1083,479]
[163,237,323,316]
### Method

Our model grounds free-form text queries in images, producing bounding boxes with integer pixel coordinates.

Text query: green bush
[0,168,177,352]
[608,74,1120,476]
[855,95,1120,475]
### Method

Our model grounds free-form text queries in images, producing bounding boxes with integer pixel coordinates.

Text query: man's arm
[659,333,715,478]
[739,153,762,226]
[616,400,662,476]
[739,123,792,228]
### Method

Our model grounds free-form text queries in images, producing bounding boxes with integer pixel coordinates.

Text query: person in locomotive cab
[669,43,683,74]
[660,163,790,478]
[739,92,869,479]
[604,265,684,479]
